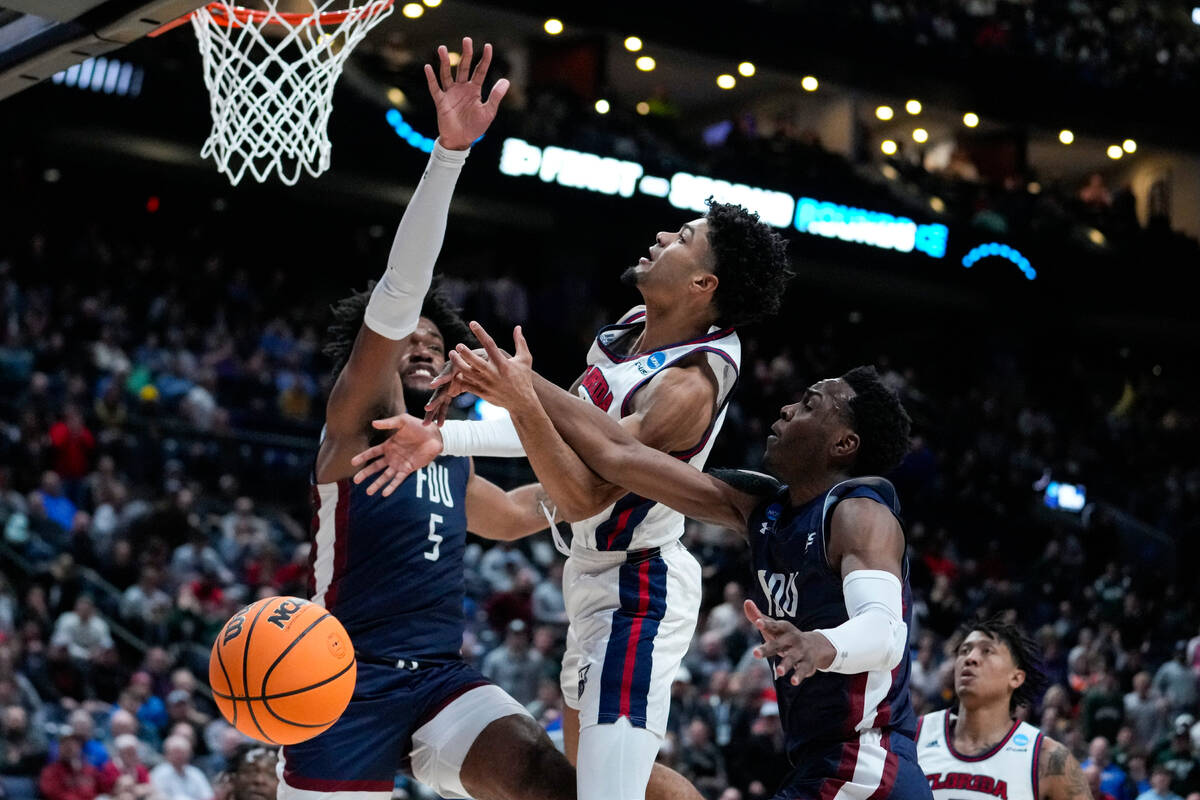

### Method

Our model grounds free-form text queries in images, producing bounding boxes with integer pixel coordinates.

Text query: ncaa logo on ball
[327,633,347,659]
[636,352,667,375]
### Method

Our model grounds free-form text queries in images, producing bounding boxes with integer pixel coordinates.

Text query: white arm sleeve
[440,417,527,457]
[363,141,470,340]
[815,569,907,674]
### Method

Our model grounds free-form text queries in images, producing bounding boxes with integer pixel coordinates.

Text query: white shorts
[277,683,531,800]
[559,540,701,737]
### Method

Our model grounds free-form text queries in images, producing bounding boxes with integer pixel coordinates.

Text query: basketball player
[389,336,931,800]
[916,617,1091,800]
[355,203,790,800]
[278,40,574,800]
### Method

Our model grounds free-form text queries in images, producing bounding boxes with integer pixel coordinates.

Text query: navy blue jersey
[746,476,916,760]
[308,456,470,661]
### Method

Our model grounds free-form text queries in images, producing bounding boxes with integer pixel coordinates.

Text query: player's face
[955,631,1024,707]
[763,378,856,477]
[623,218,714,294]
[396,317,445,392]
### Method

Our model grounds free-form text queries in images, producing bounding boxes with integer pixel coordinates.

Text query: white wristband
[364,140,470,340]
[815,570,907,674]
[440,417,527,458]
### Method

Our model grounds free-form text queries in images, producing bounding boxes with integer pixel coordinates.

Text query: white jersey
[916,709,1045,800]
[568,306,740,551]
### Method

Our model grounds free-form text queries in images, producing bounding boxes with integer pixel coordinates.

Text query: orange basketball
[209,596,356,745]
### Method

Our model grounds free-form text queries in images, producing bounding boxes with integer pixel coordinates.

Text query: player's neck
[953,702,1017,754]
[639,299,715,353]
[785,471,849,508]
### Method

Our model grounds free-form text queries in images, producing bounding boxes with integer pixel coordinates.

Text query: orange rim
[148,0,393,37]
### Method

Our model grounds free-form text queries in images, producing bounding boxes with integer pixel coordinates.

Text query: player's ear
[832,429,859,460]
[1010,668,1026,692]
[692,271,718,297]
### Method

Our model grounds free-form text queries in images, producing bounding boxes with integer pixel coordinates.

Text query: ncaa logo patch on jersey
[635,351,667,375]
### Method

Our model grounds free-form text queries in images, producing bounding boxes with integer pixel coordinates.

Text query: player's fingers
[423,63,441,99]
[468,321,504,362]
[365,466,396,496]
[371,415,407,431]
[381,469,409,498]
[743,599,764,626]
[755,639,780,660]
[485,78,510,114]
[437,401,450,427]
[437,45,452,90]
[351,458,387,484]
[471,42,492,86]
[350,444,383,467]
[448,349,474,374]
[456,341,492,372]
[456,37,473,83]
[513,325,531,361]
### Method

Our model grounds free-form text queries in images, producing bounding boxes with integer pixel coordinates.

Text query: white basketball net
[191,0,394,186]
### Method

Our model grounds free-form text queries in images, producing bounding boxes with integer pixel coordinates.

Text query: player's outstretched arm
[1037,739,1092,800]
[323,39,507,449]
[452,323,757,532]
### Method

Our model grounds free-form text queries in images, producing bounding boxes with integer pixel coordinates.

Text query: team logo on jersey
[756,570,799,617]
[805,531,816,551]
[635,351,667,375]
[578,664,591,698]
[926,773,1009,799]
[579,366,614,411]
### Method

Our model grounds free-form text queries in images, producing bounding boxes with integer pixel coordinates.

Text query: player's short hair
[957,615,1048,713]
[323,278,475,377]
[704,200,792,326]
[840,366,912,476]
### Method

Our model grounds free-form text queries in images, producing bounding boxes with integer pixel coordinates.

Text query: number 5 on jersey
[425,513,444,561]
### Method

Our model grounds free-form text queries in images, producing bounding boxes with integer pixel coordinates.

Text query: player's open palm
[449,322,537,411]
[744,599,836,686]
[425,37,509,151]
[350,414,442,496]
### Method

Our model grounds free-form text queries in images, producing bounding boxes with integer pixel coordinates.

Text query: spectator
[38,473,77,535]
[1127,671,1170,752]
[1085,669,1127,742]
[1140,764,1185,800]
[50,596,113,663]
[121,569,173,630]
[1084,736,1135,800]
[1153,716,1200,797]
[219,744,275,800]
[480,620,542,706]
[38,732,100,800]
[47,407,95,491]
[484,568,535,633]
[53,710,108,770]
[97,735,152,798]
[1,705,47,779]
[478,541,534,594]
[680,718,726,796]
[531,561,567,626]
[149,736,212,800]
[704,582,746,639]
[1091,764,1121,800]
[1154,645,1197,715]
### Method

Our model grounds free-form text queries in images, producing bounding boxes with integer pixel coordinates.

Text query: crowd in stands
[861,0,1200,90]
[3,98,1200,799]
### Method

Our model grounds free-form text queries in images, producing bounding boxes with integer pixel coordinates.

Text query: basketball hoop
[159,1,394,185]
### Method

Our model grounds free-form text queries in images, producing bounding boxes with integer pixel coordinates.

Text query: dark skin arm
[463,459,557,541]
[317,39,507,483]
[1038,739,1093,800]
[744,496,905,684]
[449,322,759,532]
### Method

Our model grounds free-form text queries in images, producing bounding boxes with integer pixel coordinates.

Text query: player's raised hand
[424,359,473,426]
[744,599,837,686]
[349,414,443,496]
[449,322,536,411]
[424,37,509,151]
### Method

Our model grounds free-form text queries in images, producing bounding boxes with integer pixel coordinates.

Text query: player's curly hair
[323,278,476,377]
[955,615,1048,713]
[840,365,912,476]
[704,200,793,326]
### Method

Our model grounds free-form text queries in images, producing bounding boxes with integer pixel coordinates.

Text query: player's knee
[513,719,575,800]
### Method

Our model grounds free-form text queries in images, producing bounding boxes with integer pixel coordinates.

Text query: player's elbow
[880,616,907,671]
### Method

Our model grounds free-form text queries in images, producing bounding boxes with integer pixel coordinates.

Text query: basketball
[209,596,357,745]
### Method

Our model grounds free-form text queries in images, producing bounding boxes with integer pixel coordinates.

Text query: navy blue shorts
[775,731,932,800]
[280,660,490,792]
